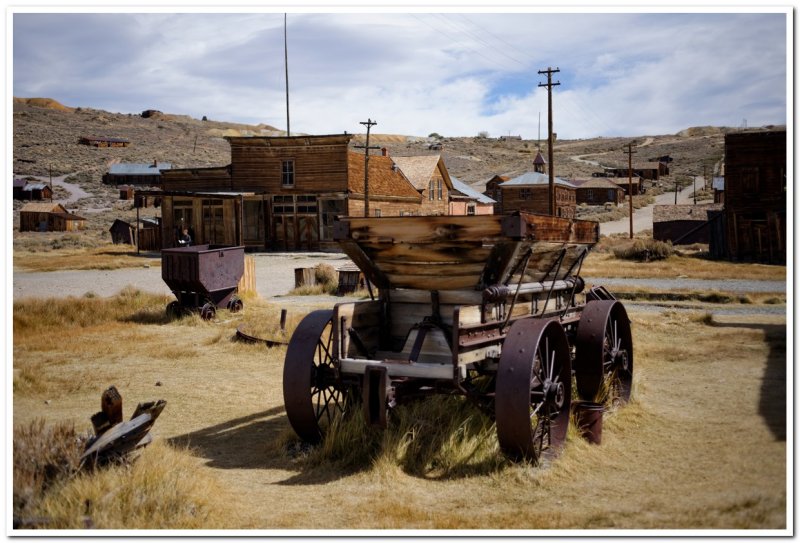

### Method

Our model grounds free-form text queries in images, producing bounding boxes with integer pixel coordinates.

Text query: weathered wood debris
[81,386,166,468]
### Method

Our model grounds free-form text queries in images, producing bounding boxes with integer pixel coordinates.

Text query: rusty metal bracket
[501,213,527,239]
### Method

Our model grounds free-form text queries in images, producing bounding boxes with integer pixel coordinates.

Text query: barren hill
[14,96,781,204]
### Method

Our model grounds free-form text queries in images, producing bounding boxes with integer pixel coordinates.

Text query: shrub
[613,239,674,261]
[313,263,338,287]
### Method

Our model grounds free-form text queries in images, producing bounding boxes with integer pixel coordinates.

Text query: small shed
[22,182,53,201]
[653,204,723,245]
[20,202,85,232]
[336,262,366,295]
[119,185,135,200]
[109,219,136,245]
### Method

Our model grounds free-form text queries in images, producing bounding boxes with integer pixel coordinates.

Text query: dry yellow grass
[14,245,160,273]
[582,252,786,281]
[13,292,787,531]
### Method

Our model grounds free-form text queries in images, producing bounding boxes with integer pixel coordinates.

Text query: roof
[450,176,495,204]
[390,155,442,190]
[22,182,48,191]
[108,163,172,175]
[347,152,421,200]
[570,178,624,190]
[500,171,575,188]
[712,176,725,191]
[19,202,66,213]
[653,204,723,223]
[533,151,547,165]
[13,178,27,188]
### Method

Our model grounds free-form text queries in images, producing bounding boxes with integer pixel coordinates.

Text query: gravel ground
[13,252,357,303]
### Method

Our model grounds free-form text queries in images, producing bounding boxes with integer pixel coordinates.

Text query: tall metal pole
[355,119,379,217]
[625,142,637,239]
[284,13,290,137]
[538,67,560,216]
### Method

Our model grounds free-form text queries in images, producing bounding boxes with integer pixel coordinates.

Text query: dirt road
[13,252,355,302]
[600,179,700,236]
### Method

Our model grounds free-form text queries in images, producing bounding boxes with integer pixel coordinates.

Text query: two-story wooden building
[722,129,786,263]
[390,154,452,216]
[153,134,423,250]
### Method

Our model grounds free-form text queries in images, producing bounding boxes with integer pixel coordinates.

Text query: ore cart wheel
[166,301,182,320]
[283,310,348,444]
[227,296,243,313]
[574,300,633,405]
[200,303,216,321]
[496,318,572,463]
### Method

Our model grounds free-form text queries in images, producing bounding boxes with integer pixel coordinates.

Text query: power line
[433,13,529,70]
[538,66,560,216]
[354,118,380,217]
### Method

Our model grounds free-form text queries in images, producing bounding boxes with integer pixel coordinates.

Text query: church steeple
[533,150,547,174]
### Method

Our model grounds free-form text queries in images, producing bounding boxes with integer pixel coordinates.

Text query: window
[282,160,295,187]
[429,179,434,200]
[297,195,318,214]
[586,189,594,202]
[273,194,294,214]
[467,204,476,216]
[520,188,531,200]
[374,209,381,217]
[608,189,615,202]
[437,179,443,200]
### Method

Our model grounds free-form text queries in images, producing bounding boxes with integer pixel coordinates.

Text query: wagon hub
[543,379,566,409]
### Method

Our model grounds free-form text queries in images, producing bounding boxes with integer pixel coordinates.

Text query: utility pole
[538,67,560,216]
[624,142,637,239]
[284,13,290,137]
[48,165,53,202]
[354,118,380,217]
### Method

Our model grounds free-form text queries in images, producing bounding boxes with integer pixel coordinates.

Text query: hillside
[14,96,780,218]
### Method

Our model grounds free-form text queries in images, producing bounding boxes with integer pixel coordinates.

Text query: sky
[10,8,790,140]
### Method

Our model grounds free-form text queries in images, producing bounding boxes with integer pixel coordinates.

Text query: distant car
[428,143,442,150]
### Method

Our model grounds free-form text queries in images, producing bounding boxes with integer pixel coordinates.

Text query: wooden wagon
[283,212,633,462]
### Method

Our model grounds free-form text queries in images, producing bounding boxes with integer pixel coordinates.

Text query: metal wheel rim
[200,303,216,321]
[575,300,634,405]
[496,318,572,463]
[283,310,347,444]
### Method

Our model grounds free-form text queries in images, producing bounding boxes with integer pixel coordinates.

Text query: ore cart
[283,213,633,462]
[161,244,245,320]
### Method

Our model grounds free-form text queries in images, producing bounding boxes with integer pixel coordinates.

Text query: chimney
[152,159,157,168]
[381,147,388,157]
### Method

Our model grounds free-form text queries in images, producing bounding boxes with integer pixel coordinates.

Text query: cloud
[12,11,787,138]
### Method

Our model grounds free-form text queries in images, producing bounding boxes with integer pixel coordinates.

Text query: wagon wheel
[495,318,572,463]
[227,296,243,313]
[283,310,349,444]
[200,303,216,321]
[574,300,633,406]
[166,301,182,320]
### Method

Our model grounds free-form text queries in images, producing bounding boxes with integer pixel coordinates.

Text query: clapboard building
[722,129,786,263]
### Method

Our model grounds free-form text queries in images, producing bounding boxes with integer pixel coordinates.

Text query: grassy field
[12,289,787,531]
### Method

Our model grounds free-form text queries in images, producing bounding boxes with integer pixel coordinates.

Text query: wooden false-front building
[722,129,786,263]
[154,134,424,250]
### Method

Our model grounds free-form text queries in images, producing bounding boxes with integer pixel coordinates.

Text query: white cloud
[12,11,788,138]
